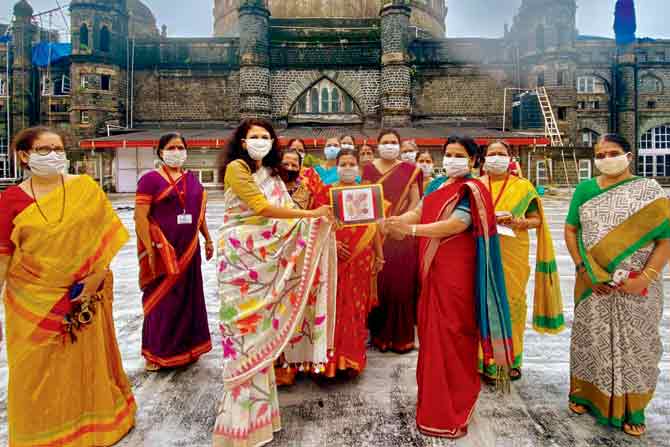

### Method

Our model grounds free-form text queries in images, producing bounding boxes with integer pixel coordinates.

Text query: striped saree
[481,176,564,375]
[569,177,670,428]
[3,175,135,446]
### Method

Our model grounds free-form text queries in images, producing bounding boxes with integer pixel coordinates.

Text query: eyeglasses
[32,146,66,156]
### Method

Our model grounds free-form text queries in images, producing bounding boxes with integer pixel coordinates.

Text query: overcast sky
[3,0,668,40]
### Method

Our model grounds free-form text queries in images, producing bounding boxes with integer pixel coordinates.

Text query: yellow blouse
[224,159,270,214]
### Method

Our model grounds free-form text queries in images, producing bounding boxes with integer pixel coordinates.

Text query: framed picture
[329,184,385,227]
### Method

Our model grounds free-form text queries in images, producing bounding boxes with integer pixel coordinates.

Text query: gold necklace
[30,175,66,224]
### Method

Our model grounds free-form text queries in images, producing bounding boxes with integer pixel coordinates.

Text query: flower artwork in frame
[330,184,385,227]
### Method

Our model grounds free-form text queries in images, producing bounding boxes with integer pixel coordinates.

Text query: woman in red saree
[319,149,384,377]
[385,137,514,438]
[362,129,422,353]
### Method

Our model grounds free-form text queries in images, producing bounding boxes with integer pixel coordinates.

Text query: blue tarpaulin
[0,35,11,44]
[32,42,72,67]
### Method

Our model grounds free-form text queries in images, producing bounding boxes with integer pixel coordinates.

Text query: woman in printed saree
[362,129,422,353]
[0,127,135,446]
[565,134,670,437]
[213,119,334,447]
[384,136,514,439]
[478,141,564,381]
[134,133,213,372]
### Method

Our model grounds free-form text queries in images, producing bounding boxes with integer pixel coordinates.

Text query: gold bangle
[641,270,656,282]
[645,266,660,276]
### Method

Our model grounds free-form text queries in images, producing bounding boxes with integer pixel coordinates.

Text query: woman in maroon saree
[135,133,213,371]
[362,129,422,353]
[385,137,513,438]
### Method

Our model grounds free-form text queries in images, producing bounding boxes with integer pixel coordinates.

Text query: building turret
[238,0,271,119]
[69,0,129,139]
[380,0,412,127]
[10,0,37,136]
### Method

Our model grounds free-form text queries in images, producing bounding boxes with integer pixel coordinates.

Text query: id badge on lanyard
[177,212,193,225]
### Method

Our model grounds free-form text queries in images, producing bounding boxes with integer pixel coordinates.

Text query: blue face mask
[324,145,341,160]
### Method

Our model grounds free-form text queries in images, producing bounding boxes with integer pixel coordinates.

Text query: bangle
[575,261,585,272]
[645,266,660,277]
[641,270,655,282]
[411,225,417,237]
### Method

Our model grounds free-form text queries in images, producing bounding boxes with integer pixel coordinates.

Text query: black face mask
[281,169,300,183]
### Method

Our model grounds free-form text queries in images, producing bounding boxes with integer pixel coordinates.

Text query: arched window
[310,87,319,113]
[99,26,110,52]
[290,78,361,121]
[331,88,340,113]
[640,76,663,94]
[79,24,89,48]
[639,124,670,177]
[321,87,330,113]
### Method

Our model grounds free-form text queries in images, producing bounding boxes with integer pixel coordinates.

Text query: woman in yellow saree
[479,141,564,381]
[565,134,670,437]
[0,127,135,446]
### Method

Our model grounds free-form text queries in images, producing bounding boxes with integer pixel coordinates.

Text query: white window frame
[80,110,90,124]
[577,76,605,94]
[578,159,592,182]
[536,159,552,185]
[581,129,600,147]
[42,74,71,97]
[0,78,6,97]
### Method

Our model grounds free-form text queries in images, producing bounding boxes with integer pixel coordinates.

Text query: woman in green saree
[564,134,670,437]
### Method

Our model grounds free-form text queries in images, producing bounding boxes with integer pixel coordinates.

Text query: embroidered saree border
[142,339,213,368]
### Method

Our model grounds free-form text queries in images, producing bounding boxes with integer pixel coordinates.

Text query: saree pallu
[417,178,514,437]
[136,171,212,368]
[481,176,564,376]
[362,162,422,352]
[214,167,336,447]
[4,175,135,447]
[570,177,670,428]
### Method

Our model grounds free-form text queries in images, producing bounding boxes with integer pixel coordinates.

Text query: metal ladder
[536,86,574,187]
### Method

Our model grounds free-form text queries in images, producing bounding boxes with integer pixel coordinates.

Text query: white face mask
[379,144,400,160]
[484,155,511,175]
[29,151,67,177]
[324,145,341,160]
[400,151,417,163]
[595,154,630,176]
[245,139,273,161]
[341,144,355,151]
[162,149,187,168]
[443,157,470,178]
[337,166,359,184]
[417,163,434,177]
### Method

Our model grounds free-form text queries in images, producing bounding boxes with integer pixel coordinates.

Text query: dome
[128,0,159,37]
[13,0,34,18]
[214,0,447,38]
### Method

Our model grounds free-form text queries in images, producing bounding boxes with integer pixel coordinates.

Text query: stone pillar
[380,0,412,128]
[615,47,638,170]
[11,0,37,136]
[238,0,271,120]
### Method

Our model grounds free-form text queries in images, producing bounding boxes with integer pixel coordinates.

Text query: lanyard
[163,167,187,212]
[488,174,510,209]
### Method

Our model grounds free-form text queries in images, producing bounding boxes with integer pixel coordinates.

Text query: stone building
[1,0,669,192]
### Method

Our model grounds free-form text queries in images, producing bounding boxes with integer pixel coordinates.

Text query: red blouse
[0,186,35,256]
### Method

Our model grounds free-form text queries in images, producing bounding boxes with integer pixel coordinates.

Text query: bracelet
[641,270,655,282]
[575,261,585,272]
[411,225,417,238]
[645,266,660,277]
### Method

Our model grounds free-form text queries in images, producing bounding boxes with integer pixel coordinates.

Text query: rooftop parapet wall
[130,38,240,69]
[410,38,510,66]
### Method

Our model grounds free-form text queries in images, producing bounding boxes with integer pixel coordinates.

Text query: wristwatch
[575,261,585,273]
